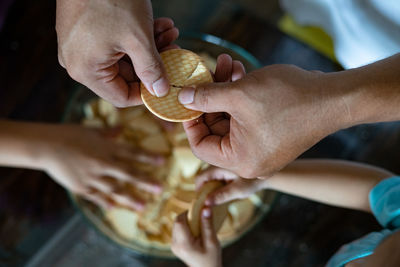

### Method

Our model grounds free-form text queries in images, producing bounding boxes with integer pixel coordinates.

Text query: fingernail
[153,77,169,97]
[143,83,155,96]
[202,208,211,218]
[178,87,195,104]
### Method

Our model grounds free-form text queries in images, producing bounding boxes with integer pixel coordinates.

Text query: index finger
[87,70,143,107]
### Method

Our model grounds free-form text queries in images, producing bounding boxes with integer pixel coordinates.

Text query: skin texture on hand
[179,54,400,179]
[42,125,165,210]
[56,0,179,107]
[0,121,164,211]
[171,209,222,267]
[180,64,342,178]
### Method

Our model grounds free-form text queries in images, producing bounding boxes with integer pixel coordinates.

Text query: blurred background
[1,0,399,266]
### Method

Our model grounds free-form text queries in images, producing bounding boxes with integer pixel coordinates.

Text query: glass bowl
[63,32,275,259]
[175,32,262,70]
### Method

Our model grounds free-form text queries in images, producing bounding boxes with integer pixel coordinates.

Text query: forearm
[262,159,394,212]
[0,120,54,170]
[326,53,400,130]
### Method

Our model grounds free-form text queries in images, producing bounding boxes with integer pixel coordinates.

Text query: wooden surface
[1,0,400,266]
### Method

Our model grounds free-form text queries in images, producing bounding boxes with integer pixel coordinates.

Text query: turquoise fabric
[326,176,400,267]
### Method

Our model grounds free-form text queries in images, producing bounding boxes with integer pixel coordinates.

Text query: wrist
[21,124,61,172]
[323,70,374,129]
[32,124,69,173]
[324,54,400,129]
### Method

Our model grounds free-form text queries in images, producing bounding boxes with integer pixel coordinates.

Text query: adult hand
[195,167,267,206]
[179,64,349,178]
[41,124,164,211]
[56,0,179,107]
[171,210,222,267]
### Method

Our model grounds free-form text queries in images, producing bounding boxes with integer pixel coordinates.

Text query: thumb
[127,44,170,98]
[178,82,235,113]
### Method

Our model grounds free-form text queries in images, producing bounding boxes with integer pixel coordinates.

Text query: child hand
[171,209,222,267]
[196,167,268,206]
[41,124,164,211]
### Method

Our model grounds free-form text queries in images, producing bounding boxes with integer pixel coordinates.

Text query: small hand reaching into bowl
[171,209,222,267]
[0,121,164,211]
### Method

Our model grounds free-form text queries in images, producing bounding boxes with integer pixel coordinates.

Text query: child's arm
[266,159,394,212]
[0,120,163,210]
[0,120,55,170]
[198,159,394,213]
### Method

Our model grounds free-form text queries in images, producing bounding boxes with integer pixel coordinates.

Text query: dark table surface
[1,0,400,266]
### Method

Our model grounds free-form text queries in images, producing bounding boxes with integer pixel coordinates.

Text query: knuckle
[57,52,66,68]
[241,166,259,178]
[136,59,163,81]
[65,62,86,82]
[67,67,81,81]
[110,99,131,108]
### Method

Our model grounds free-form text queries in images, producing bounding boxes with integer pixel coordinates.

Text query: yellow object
[173,147,203,179]
[278,14,338,63]
[188,181,229,237]
[141,49,213,122]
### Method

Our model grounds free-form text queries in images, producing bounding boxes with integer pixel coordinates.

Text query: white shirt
[280,0,400,69]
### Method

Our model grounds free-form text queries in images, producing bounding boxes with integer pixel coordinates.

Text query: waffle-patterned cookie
[140,49,213,122]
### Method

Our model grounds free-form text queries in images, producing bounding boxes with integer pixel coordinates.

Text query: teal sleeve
[369,176,400,229]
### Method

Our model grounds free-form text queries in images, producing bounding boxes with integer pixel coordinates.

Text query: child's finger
[83,189,113,210]
[115,145,165,166]
[105,162,162,194]
[205,183,238,206]
[110,188,146,211]
[200,207,219,247]
[205,178,254,205]
[172,211,194,245]
[195,167,238,191]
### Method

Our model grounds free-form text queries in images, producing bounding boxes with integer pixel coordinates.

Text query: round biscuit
[140,49,213,122]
